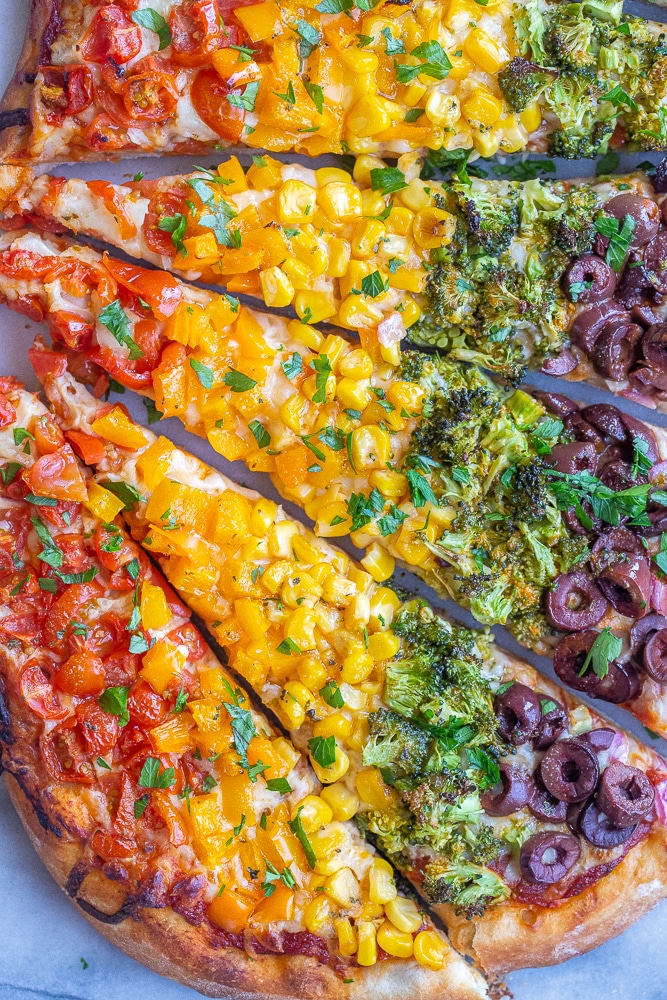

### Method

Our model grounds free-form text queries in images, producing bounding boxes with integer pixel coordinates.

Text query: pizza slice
[2,155,667,411]
[32,349,667,977]
[2,0,667,163]
[3,229,667,732]
[0,379,488,999]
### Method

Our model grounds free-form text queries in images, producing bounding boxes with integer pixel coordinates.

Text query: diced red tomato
[66,429,107,466]
[103,255,183,319]
[142,184,190,257]
[44,582,101,648]
[0,392,16,428]
[103,649,140,688]
[38,499,81,531]
[47,310,94,352]
[127,680,169,729]
[57,535,94,575]
[170,0,223,66]
[113,771,138,840]
[98,57,179,127]
[20,663,68,720]
[191,67,246,143]
[41,717,95,784]
[76,698,120,755]
[23,447,88,503]
[31,414,65,455]
[80,6,142,64]
[28,345,68,381]
[91,830,136,859]
[167,623,207,660]
[40,65,94,123]
[86,114,129,153]
[93,521,135,573]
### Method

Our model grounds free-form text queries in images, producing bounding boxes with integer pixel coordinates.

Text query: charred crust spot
[0,108,29,131]
[8,768,62,838]
[76,895,136,925]
[66,861,91,898]
[38,0,64,64]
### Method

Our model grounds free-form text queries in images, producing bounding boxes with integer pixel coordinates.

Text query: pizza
[2,0,667,163]
[0,377,496,999]
[26,346,667,978]
[3,156,667,412]
[3,228,667,736]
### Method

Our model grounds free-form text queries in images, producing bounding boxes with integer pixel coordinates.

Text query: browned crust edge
[0,0,52,163]
[0,638,487,1000]
[434,648,667,977]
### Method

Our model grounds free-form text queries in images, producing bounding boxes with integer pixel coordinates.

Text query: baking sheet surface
[1,0,667,995]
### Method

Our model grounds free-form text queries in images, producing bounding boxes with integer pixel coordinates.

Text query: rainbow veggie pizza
[5,230,667,738]
[5,154,667,411]
[12,355,667,982]
[0,377,494,998]
[4,0,667,162]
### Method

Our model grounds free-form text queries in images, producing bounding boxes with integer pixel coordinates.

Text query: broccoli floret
[363,708,430,778]
[545,73,616,158]
[398,350,426,384]
[462,187,519,255]
[384,655,440,720]
[512,461,551,522]
[548,116,615,158]
[551,214,595,256]
[421,858,509,916]
[498,57,559,112]
[355,804,414,857]
[400,771,479,830]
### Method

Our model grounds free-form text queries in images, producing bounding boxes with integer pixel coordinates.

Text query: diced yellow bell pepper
[140,581,173,631]
[91,406,148,451]
[140,639,188,694]
[84,482,125,522]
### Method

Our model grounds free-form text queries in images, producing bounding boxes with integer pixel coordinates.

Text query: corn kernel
[277,180,317,223]
[360,542,395,582]
[291,795,333,833]
[520,101,542,133]
[356,768,399,813]
[386,206,413,235]
[413,207,456,250]
[348,95,391,138]
[463,88,503,129]
[259,265,294,308]
[380,342,401,366]
[360,189,387,217]
[385,896,424,934]
[311,745,350,784]
[304,895,334,934]
[377,920,414,958]
[287,318,323,351]
[279,393,311,434]
[318,182,363,222]
[367,631,401,661]
[335,917,358,957]
[313,712,352,741]
[297,656,328,689]
[294,290,337,324]
[350,219,386,259]
[499,115,529,154]
[356,922,378,966]
[425,90,460,128]
[464,28,510,74]
[352,154,386,188]
[341,48,379,73]
[319,782,359,821]
[336,377,371,411]
[351,425,391,471]
[472,127,502,158]
[368,856,398,904]
[338,349,373,380]
[400,298,421,328]
[325,867,360,908]
[326,237,351,278]
[281,256,312,291]
[370,469,408,497]
[276,689,306,729]
[414,930,449,971]
[315,167,354,186]
[341,651,374,684]
[399,178,431,212]
[251,498,278,535]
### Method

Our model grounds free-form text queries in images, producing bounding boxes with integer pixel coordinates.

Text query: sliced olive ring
[596,761,655,827]
[494,682,542,745]
[480,764,530,817]
[539,738,600,803]
[519,832,580,885]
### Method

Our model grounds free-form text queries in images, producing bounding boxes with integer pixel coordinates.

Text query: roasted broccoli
[421,858,509,916]
[498,57,559,112]
[363,709,430,778]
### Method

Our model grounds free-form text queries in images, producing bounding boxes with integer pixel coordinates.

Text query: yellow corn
[319,782,360,822]
[368,857,398,904]
[377,921,414,958]
[385,896,424,934]
[325,867,360,907]
[356,922,378,966]
[414,930,449,970]
[335,917,358,957]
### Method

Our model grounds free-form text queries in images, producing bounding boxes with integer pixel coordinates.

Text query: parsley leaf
[30,516,63,568]
[99,686,130,727]
[281,353,303,380]
[249,420,270,449]
[289,807,317,868]
[602,84,638,112]
[190,357,215,389]
[308,735,336,767]
[100,480,143,511]
[346,488,384,531]
[361,270,389,297]
[227,81,260,112]
[275,80,296,105]
[594,213,636,272]
[138,756,176,789]
[311,354,332,403]
[578,627,622,680]
[304,81,324,115]
[381,26,405,55]
[320,680,345,709]
[131,8,171,49]
[266,777,292,793]
[98,300,143,360]
[396,40,452,82]
[296,19,321,59]
[377,504,408,536]
[224,369,257,392]
[277,638,302,655]
[370,167,407,196]
[406,468,438,507]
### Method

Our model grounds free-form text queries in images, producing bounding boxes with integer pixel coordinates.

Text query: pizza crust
[0,0,53,163]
